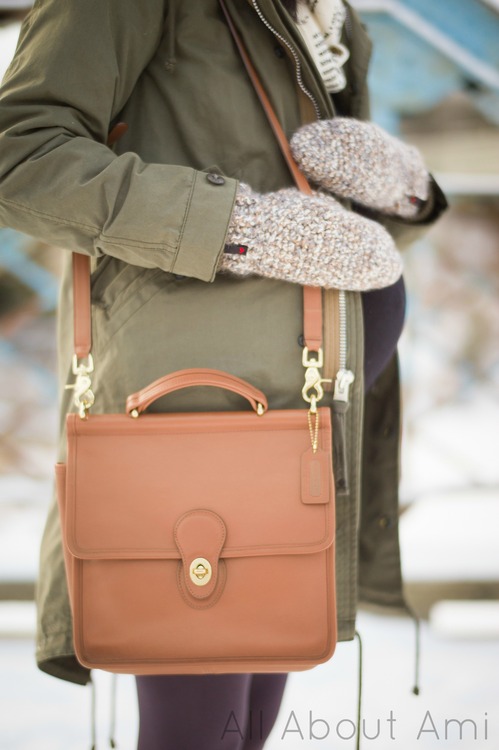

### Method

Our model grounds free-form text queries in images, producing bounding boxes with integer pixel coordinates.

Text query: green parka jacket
[0,0,445,686]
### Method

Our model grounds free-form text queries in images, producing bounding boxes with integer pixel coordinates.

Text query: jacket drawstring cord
[412,613,421,696]
[354,630,363,750]
[404,600,422,695]
[90,675,97,750]
[109,674,118,748]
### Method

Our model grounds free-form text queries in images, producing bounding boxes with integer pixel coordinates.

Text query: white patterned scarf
[295,0,350,93]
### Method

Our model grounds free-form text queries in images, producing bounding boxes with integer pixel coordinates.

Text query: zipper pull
[333,368,355,403]
[332,368,355,495]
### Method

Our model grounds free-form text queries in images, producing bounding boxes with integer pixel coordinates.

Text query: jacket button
[206,173,225,185]
[274,45,285,58]
[378,515,393,529]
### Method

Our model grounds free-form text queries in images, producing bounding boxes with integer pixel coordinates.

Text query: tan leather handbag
[54,2,338,675]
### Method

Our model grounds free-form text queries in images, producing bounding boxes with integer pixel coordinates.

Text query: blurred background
[0,1,498,748]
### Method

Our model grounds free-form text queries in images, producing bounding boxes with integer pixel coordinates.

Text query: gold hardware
[302,347,323,369]
[189,557,212,586]
[194,563,208,578]
[256,402,265,416]
[301,347,332,407]
[307,407,320,454]
[65,353,95,419]
[130,408,139,419]
[302,347,329,450]
[309,394,317,414]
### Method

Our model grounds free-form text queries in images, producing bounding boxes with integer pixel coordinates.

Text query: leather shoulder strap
[72,253,91,359]
[71,121,128,360]
[219,0,323,351]
[220,0,311,195]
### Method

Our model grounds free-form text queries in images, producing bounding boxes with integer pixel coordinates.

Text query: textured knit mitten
[289,117,430,219]
[218,183,402,291]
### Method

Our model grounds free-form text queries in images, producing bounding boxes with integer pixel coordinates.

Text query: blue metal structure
[0,229,59,312]
[351,0,499,131]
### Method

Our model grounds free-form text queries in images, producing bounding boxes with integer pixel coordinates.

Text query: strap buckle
[65,353,95,419]
[301,347,332,412]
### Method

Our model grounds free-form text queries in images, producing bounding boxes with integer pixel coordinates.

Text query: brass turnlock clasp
[189,557,212,586]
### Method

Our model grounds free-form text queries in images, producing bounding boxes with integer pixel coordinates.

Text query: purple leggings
[361,276,407,393]
[135,672,289,750]
[135,277,406,750]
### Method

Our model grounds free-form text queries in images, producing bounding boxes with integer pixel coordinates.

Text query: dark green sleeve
[0,0,237,282]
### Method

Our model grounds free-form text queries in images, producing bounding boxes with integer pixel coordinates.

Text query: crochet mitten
[289,117,430,218]
[218,183,402,291]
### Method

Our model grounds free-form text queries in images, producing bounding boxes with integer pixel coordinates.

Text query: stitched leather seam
[74,550,334,665]
[69,478,331,555]
[68,523,332,557]
[75,414,329,426]
[71,421,333,437]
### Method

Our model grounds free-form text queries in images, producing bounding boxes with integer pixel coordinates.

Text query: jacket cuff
[171,171,238,282]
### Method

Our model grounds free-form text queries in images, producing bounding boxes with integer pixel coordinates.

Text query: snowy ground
[1,607,498,750]
[0,22,22,81]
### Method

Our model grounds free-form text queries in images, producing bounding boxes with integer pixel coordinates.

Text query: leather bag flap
[63,408,334,560]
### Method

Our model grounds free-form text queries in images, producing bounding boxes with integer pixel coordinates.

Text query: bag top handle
[125,368,269,418]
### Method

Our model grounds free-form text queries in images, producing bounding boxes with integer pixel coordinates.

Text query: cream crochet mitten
[218,183,402,291]
[290,117,430,218]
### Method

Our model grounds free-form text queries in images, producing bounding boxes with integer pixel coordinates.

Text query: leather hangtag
[301,448,331,504]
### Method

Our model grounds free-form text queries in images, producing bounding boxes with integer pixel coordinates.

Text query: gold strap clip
[65,353,95,419]
[301,347,331,453]
[301,347,332,411]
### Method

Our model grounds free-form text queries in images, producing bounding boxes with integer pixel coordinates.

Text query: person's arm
[0,0,237,283]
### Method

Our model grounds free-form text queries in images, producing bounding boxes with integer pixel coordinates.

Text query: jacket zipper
[344,3,353,42]
[248,2,354,396]
[323,289,355,495]
[323,290,355,399]
[334,290,355,402]
[331,289,355,494]
[248,1,353,400]
[331,6,355,492]
[250,0,355,489]
[251,0,322,119]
